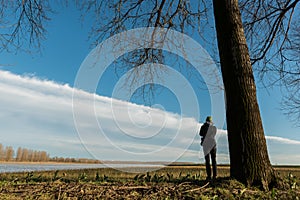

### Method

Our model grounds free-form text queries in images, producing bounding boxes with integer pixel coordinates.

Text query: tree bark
[212,0,277,189]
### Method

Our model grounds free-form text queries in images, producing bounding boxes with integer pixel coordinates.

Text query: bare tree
[213,0,277,189]
[77,0,287,189]
[39,151,50,162]
[21,148,29,162]
[5,146,14,161]
[16,147,23,162]
[28,149,34,162]
[0,143,4,161]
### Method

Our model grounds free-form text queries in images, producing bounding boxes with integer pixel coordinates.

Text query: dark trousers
[205,146,217,179]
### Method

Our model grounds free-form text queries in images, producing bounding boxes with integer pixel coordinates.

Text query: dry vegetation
[0,165,299,199]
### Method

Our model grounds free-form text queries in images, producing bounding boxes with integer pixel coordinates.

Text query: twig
[117,186,151,190]
[183,182,210,193]
[57,186,61,200]
[176,181,192,187]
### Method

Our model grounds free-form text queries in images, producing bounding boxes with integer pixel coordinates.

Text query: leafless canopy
[78,0,211,100]
[80,0,300,124]
[1,0,299,123]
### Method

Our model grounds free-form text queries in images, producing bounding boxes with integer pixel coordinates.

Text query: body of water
[0,163,164,173]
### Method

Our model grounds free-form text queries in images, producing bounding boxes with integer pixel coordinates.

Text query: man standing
[200,116,217,180]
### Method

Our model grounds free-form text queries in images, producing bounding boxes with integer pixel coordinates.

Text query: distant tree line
[50,157,101,164]
[0,143,100,164]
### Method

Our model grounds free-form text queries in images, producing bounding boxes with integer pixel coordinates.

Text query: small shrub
[95,172,100,181]
[78,172,87,181]
[52,170,59,181]
[25,171,34,183]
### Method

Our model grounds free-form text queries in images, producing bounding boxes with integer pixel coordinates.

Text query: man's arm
[199,124,208,145]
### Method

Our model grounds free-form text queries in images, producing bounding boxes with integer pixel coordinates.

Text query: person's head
[206,116,212,123]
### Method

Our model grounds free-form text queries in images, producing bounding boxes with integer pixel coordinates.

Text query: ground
[0,165,299,199]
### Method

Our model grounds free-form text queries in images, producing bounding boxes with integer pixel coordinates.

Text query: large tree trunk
[212,0,278,189]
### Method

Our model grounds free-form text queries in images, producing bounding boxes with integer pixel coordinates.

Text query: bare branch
[0,0,52,53]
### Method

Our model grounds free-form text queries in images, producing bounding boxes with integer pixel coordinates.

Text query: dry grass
[0,165,299,199]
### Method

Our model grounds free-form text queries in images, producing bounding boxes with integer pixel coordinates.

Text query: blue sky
[0,4,299,164]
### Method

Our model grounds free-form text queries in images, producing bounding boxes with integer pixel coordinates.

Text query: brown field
[0,165,299,199]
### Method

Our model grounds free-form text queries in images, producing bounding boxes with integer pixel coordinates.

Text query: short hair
[206,116,212,122]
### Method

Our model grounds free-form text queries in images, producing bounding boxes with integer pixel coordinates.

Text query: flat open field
[0,165,299,199]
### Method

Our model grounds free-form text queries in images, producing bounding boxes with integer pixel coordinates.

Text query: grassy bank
[0,166,299,199]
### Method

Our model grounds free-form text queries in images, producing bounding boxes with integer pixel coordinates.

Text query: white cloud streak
[266,136,300,145]
[0,70,299,165]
